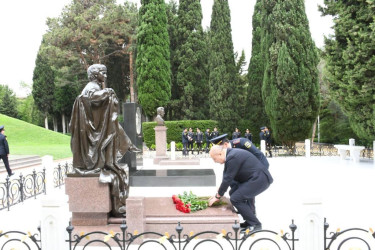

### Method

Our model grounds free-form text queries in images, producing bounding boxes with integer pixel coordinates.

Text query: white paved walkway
[1,155,374,248]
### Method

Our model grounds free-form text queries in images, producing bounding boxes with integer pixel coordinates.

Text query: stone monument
[153,107,169,164]
[66,64,140,224]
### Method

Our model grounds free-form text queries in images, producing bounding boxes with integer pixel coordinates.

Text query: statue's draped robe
[70,85,131,216]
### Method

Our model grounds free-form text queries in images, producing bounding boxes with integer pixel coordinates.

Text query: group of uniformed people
[182,127,221,155]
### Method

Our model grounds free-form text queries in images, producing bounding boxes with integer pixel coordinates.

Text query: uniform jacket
[230,138,269,168]
[218,148,273,196]
[195,132,204,143]
[211,131,219,138]
[244,132,252,141]
[0,134,9,155]
[205,131,211,142]
[182,131,188,144]
[232,132,241,139]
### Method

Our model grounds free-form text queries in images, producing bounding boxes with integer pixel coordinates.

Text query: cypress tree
[247,0,269,132]
[169,0,208,120]
[262,0,320,148]
[320,1,375,143]
[32,52,55,128]
[209,0,238,133]
[136,0,171,118]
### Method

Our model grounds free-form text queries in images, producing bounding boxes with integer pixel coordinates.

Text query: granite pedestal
[154,126,169,164]
[119,197,239,237]
[65,177,111,226]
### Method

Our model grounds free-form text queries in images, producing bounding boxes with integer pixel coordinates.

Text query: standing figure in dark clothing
[195,128,204,154]
[260,127,272,157]
[211,127,219,139]
[210,134,269,228]
[208,146,273,233]
[232,128,241,139]
[182,128,189,156]
[205,128,211,153]
[244,129,252,141]
[187,128,194,154]
[0,125,13,177]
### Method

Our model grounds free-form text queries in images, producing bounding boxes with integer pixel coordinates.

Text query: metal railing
[1,219,375,249]
[0,227,41,250]
[324,218,375,250]
[0,162,72,211]
[0,169,46,211]
[66,220,298,250]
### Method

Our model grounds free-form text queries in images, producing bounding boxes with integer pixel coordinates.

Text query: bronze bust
[155,107,165,126]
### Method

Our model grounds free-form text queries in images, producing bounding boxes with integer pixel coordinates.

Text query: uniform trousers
[0,154,12,176]
[229,171,270,226]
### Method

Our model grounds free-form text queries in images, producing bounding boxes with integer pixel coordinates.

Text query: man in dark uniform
[208,146,273,233]
[232,128,241,139]
[260,127,272,157]
[181,128,189,156]
[210,133,269,229]
[0,125,13,177]
[211,127,219,138]
[205,128,212,153]
[187,127,194,154]
[195,128,204,154]
[244,129,252,141]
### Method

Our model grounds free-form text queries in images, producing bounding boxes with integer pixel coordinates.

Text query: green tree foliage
[320,1,375,143]
[171,0,208,120]
[17,95,44,126]
[235,50,248,119]
[247,0,269,131]
[32,53,55,119]
[208,0,238,134]
[261,0,320,148]
[136,0,171,118]
[0,85,18,118]
[43,0,138,96]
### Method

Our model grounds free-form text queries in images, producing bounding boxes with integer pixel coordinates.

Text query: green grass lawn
[0,114,72,160]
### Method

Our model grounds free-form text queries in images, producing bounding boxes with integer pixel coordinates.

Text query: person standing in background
[0,125,13,177]
[244,129,252,141]
[232,128,241,139]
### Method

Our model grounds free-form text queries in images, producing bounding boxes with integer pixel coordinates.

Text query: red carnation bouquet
[172,191,208,213]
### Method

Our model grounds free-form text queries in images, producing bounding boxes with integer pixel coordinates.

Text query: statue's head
[87,64,107,81]
[157,107,164,116]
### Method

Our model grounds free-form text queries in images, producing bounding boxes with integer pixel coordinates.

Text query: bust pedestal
[153,126,169,164]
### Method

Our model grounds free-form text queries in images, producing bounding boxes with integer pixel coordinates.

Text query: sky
[0,0,333,98]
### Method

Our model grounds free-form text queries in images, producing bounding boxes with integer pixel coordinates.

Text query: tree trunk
[53,117,58,132]
[311,116,318,146]
[129,50,135,103]
[44,114,49,130]
[62,113,66,134]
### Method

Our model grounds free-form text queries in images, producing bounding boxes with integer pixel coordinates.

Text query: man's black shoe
[8,173,15,177]
[240,221,249,228]
[240,224,262,234]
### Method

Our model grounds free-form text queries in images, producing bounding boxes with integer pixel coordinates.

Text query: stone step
[0,155,42,173]
[129,169,216,187]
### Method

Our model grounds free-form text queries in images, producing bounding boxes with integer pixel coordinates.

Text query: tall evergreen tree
[171,0,208,120]
[320,1,375,143]
[136,0,171,118]
[32,52,55,129]
[209,0,238,133]
[0,85,18,118]
[247,0,269,131]
[262,0,319,148]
